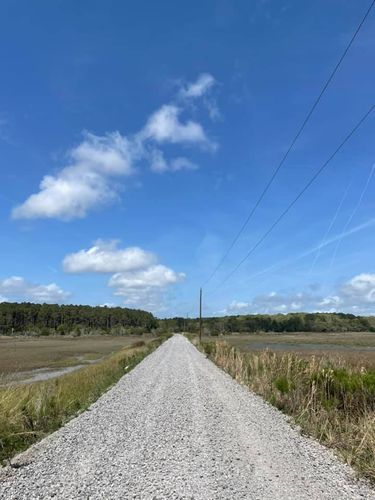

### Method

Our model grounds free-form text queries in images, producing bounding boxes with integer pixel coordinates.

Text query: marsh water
[1,365,86,386]
[1,356,104,386]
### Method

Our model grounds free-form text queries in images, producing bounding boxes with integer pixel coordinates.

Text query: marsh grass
[0,335,153,375]
[0,337,167,464]
[212,332,375,370]
[201,340,375,482]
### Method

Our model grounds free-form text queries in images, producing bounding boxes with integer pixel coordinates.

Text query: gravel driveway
[0,335,373,499]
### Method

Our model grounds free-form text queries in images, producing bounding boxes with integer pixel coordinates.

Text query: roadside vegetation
[200,340,375,482]
[0,336,169,464]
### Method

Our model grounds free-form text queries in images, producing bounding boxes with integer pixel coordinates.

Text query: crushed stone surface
[1,335,373,499]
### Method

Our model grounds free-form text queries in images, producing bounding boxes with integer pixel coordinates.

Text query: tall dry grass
[201,341,375,482]
[0,337,167,464]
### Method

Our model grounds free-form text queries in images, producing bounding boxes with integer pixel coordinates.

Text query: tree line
[0,302,158,336]
[1,303,374,336]
[160,312,375,334]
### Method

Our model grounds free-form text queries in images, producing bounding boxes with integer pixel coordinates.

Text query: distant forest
[0,302,158,336]
[161,312,375,334]
[0,302,375,336]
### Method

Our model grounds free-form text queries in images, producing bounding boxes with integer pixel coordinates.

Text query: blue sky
[1,0,375,317]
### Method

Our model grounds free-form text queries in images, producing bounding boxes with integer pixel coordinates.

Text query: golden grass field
[210,331,375,368]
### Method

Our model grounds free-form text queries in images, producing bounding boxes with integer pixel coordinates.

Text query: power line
[202,0,375,288]
[209,104,375,294]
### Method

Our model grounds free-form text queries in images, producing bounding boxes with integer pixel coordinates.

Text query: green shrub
[275,376,290,394]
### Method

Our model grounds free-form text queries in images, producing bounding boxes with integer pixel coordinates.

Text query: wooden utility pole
[199,287,202,343]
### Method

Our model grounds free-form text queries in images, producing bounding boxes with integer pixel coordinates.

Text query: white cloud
[109,265,185,310]
[62,240,185,311]
[290,301,302,310]
[226,300,251,313]
[149,149,169,173]
[318,295,341,308]
[109,264,185,290]
[12,74,217,220]
[142,105,211,145]
[149,150,198,173]
[63,240,156,273]
[0,276,70,303]
[339,274,375,304]
[179,73,216,99]
[249,292,314,314]
[221,292,312,315]
[170,157,198,171]
[12,132,137,221]
[222,273,375,316]
[206,101,221,121]
[179,73,220,121]
[69,131,137,175]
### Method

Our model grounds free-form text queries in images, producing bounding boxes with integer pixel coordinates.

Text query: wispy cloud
[178,73,220,121]
[244,217,375,284]
[149,153,198,174]
[330,164,375,269]
[308,180,351,276]
[178,73,216,99]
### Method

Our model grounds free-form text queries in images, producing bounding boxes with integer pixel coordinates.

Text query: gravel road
[0,335,373,499]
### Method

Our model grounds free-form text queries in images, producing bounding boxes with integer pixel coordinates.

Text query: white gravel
[0,335,373,499]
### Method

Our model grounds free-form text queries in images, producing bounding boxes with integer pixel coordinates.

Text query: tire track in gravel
[0,335,373,499]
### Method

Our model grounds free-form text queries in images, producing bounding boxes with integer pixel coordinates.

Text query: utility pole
[199,287,202,343]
